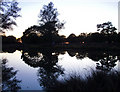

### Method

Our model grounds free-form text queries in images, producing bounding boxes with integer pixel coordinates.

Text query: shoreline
[2,43,120,52]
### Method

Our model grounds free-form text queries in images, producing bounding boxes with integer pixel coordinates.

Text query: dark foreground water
[0,48,120,91]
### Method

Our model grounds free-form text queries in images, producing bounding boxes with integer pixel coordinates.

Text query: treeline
[21,30,120,44]
[1,1,119,45]
[2,35,17,44]
[66,32,120,44]
[20,21,120,45]
[1,31,120,45]
[1,1,120,46]
[21,25,66,44]
[1,35,21,44]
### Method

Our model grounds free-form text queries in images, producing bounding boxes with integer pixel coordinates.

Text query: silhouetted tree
[38,2,65,44]
[0,0,21,33]
[22,25,41,36]
[67,33,77,43]
[77,33,87,43]
[87,32,105,43]
[97,22,117,35]
[38,2,64,31]
[2,35,17,44]
[22,2,65,44]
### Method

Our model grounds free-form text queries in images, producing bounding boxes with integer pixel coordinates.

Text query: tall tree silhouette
[38,2,64,39]
[22,2,64,44]
[0,0,21,33]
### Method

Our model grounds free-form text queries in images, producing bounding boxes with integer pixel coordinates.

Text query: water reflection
[37,65,64,89]
[21,48,64,90]
[2,46,16,53]
[86,51,120,71]
[67,50,120,71]
[96,55,119,71]
[21,49,59,68]
[2,48,120,72]
[1,48,120,90]
[76,51,87,60]
[2,59,21,91]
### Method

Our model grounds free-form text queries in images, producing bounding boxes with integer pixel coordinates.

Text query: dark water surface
[1,48,120,91]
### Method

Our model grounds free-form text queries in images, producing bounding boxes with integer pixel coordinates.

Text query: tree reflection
[21,48,64,90]
[21,49,45,68]
[67,50,76,57]
[96,55,119,71]
[87,51,120,71]
[21,49,59,68]
[2,46,16,53]
[2,59,21,91]
[76,51,87,60]
[87,51,106,61]
[66,50,87,60]
[21,48,120,90]
[37,65,64,89]
[69,50,120,71]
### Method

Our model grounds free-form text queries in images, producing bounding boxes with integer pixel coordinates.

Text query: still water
[1,49,120,91]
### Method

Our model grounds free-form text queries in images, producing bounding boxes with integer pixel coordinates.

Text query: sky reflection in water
[0,50,119,90]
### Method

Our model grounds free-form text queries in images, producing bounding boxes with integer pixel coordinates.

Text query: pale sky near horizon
[5,0,118,38]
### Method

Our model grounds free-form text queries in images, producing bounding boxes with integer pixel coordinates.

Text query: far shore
[2,43,120,51]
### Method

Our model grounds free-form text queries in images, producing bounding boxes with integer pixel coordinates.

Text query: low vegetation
[45,70,120,92]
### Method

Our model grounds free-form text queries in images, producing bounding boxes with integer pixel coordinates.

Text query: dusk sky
[5,0,118,38]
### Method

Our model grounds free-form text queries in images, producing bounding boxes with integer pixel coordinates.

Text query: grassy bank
[46,70,120,92]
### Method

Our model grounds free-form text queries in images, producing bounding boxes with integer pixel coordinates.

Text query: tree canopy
[38,2,64,34]
[0,0,21,33]
[22,2,65,44]
[97,22,117,35]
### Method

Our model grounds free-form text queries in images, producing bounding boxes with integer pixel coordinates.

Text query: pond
[0,48,120,91]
